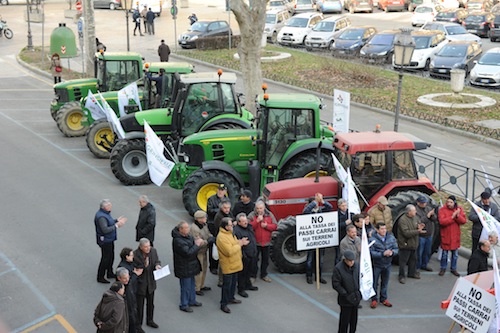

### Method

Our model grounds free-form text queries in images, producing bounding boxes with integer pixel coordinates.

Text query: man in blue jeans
[369,223,398,308]
[415,196,437,271]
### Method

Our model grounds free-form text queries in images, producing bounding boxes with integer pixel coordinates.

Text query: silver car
[304,16,351,50]
[265,9,291,43]
[470,47,500,87]
[94,0,121,10]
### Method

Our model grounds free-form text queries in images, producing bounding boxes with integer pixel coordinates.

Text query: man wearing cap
[207,184,228,274]
[158,39,171,62]
[438,196,466,277]
[415,195,437,272]
[469,191,500,253]
[232,189,255,217]
[190,210,214,296]
[368,196,393,233]
[332,249,361,333]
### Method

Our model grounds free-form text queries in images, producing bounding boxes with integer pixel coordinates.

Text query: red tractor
[263,130,438,273]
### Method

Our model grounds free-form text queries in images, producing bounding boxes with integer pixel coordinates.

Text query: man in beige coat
[190,210,214,296]
[368,196,393,233]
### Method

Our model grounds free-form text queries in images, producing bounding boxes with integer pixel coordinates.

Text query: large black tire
[182,169,240,216]
[270,216,307,273]
[280,150,333,180]
[0,0,9,5]
[56,101,87,137]
[86,120,116,159]
[110,139,151,185]
[4,28,13,39]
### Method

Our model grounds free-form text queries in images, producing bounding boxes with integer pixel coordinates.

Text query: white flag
[345,169,361,214]
[359,221,375,301]
[144,120,174,186]
[493,251,500,333]
[482,166,498,197]
[469,199,500,241]
[85,90,106,121]
[331,153,348,185]
[117,82,142,117]
[98,92,126,140]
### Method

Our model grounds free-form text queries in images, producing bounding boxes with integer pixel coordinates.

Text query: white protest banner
[144,120,174,186]
[446,278,495,333]
[85,90,106,121]
[343,169,361,214]
[117,82,142,117]
[296,211,338,251]
[493,251,500,332]
[482,166,498,197]
[333,89,350,133]
[332,153,348,185]
[469,199,500,241]
[98,92,125,139]
[359,221,375,300]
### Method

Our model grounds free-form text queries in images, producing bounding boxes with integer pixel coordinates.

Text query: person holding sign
[303,193,333,285]
[469,191,500,253]
[438,196,467,277]
[369,223,398,309]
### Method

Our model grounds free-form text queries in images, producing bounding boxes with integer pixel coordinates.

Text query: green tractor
[169,91,336,216]
[109,71,255,185]
[50,51,145,137]
[82,62,195,158]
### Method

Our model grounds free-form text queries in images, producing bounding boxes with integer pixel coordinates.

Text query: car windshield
[297,0,311,4]
[478,52,500,65]
[415,6,433,13]
[313,21,334,32]
[437,12,455,18]
[466,15,486,23]
[266,14,277,24]
[445,25,468,35]
[269,1,284,6]
[286,17,309,27]
[437,45,467,57]
[189,22,208,32]
[413,36,432,49]
[368,33,394,45]
[338,29,364,40]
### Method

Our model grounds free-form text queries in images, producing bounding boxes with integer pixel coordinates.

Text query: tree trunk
[230,0,266,115]
[83,0,96,77]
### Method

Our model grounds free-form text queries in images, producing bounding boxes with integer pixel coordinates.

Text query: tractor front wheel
[86,120,116,159]
[280,151,333,180]
[182,169,240,216]
[56,101,87,137]
[110,139,151,185]
[270,216,307,273]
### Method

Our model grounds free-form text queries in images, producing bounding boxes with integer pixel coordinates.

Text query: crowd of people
[92,187,500,333]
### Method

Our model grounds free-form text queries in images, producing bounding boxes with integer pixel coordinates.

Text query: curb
[16,52,54,81]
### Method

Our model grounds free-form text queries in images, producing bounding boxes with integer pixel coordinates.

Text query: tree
[230,0,267,115]
[82,0,96,76]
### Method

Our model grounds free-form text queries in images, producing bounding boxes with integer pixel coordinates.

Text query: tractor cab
[95,52,143,92]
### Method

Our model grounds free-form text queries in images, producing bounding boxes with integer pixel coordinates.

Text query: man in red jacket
[438,196,467,277]
[249,201,277,283]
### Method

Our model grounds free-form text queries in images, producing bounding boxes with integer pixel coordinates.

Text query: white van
[136,0,162,16]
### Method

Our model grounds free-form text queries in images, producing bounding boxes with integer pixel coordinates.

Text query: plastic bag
[212,243,219,260]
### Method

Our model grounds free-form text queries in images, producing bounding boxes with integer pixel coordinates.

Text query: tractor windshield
[180,82,237,136]
[96,60,141,92]
[264,108,314,166]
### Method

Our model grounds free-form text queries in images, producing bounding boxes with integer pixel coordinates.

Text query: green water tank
[50,23,77,58]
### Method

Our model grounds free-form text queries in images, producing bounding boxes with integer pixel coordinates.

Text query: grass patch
[177,45,500,139]
[432,94,481,104]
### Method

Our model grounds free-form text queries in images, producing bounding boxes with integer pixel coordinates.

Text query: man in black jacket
[469,191,500,253]
[467,240,491,275]
[172,221,205,313]
[232,190,255,216]
[332,250,361,333]
[136,195,156,247]
[233,213,258,298]
[117,266,141,333]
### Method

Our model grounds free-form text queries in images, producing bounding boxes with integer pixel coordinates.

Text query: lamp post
[124,0,131,51]
[26,0,33,50]
[392,29,415,132]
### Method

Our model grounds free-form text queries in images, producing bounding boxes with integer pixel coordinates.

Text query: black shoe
[211,269,218,275]
[218,283,223,288]
[246,286,258,291]
[238,291,249,298]
[451,270,460,277]
[320,278,327,284]
[201,286,212,291]
[136,327,145,333]
[196,290,204,296]
[147,321,159,328]
[221,305,231,313]
[179,307,193,313]
[190,302,202,307]
[307,276,313,284]
[97,278,110,284]
[107,273,116,279]
[229,299,242,304]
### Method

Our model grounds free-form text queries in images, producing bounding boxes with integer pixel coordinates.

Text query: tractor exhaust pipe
[315,141,322,183]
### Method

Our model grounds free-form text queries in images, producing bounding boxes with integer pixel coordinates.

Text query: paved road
[0,1,498,332]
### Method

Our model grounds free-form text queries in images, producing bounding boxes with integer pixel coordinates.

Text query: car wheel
[424,58,430,71]
[464,65,469,77]
[109,2,116,10]
[491,37,497,42]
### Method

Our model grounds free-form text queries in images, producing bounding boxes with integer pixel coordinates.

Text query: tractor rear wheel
[280,151,333,180]
[56,101,87,137]
[110,139,151,185]
[182,169,240,216]
[270,216,307,273]
[86,120,116,159]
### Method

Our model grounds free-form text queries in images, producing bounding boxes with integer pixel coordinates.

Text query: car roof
[445,40,478,45]
[374,29,400,35]
[294,12,322,18]
[345,25,375,30]
[266,8,288,14]
[411,29,444,36]
[439,7,463,12]
[196,20,228,24]
[484,47,500,54]
[425,21,461,26]
[321,15,348,22]
[466,11,490,15]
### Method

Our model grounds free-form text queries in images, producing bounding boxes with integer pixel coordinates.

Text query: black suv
[178,20,232,49]
[435,8,468,24]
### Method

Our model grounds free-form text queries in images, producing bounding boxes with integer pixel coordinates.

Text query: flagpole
[316,248,320,290]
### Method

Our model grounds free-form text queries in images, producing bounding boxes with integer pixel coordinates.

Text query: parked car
[94,0,121,10]
[491,3,500,14]
[294,0,316,12]
[331,26,377,57]
[465,0,493,12]
[393,30,448,70]
[277,12,323,46]
[412,4,443,26]
[268,0,295,14]
[462,12,495,37]
[316,0,343,12]
[421,21,482,44]
[489,14,500,41]
[434,8,468,23]
[435,0,459,9]
[305,16,351,50]
[265,9,291,43]
[178,20,232,49]
[470,47,500,87]
[378,0,406,12]
[429,40,482,77]
[360,29,398,63]
[344,0,374,12]
[408,0,433,12]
